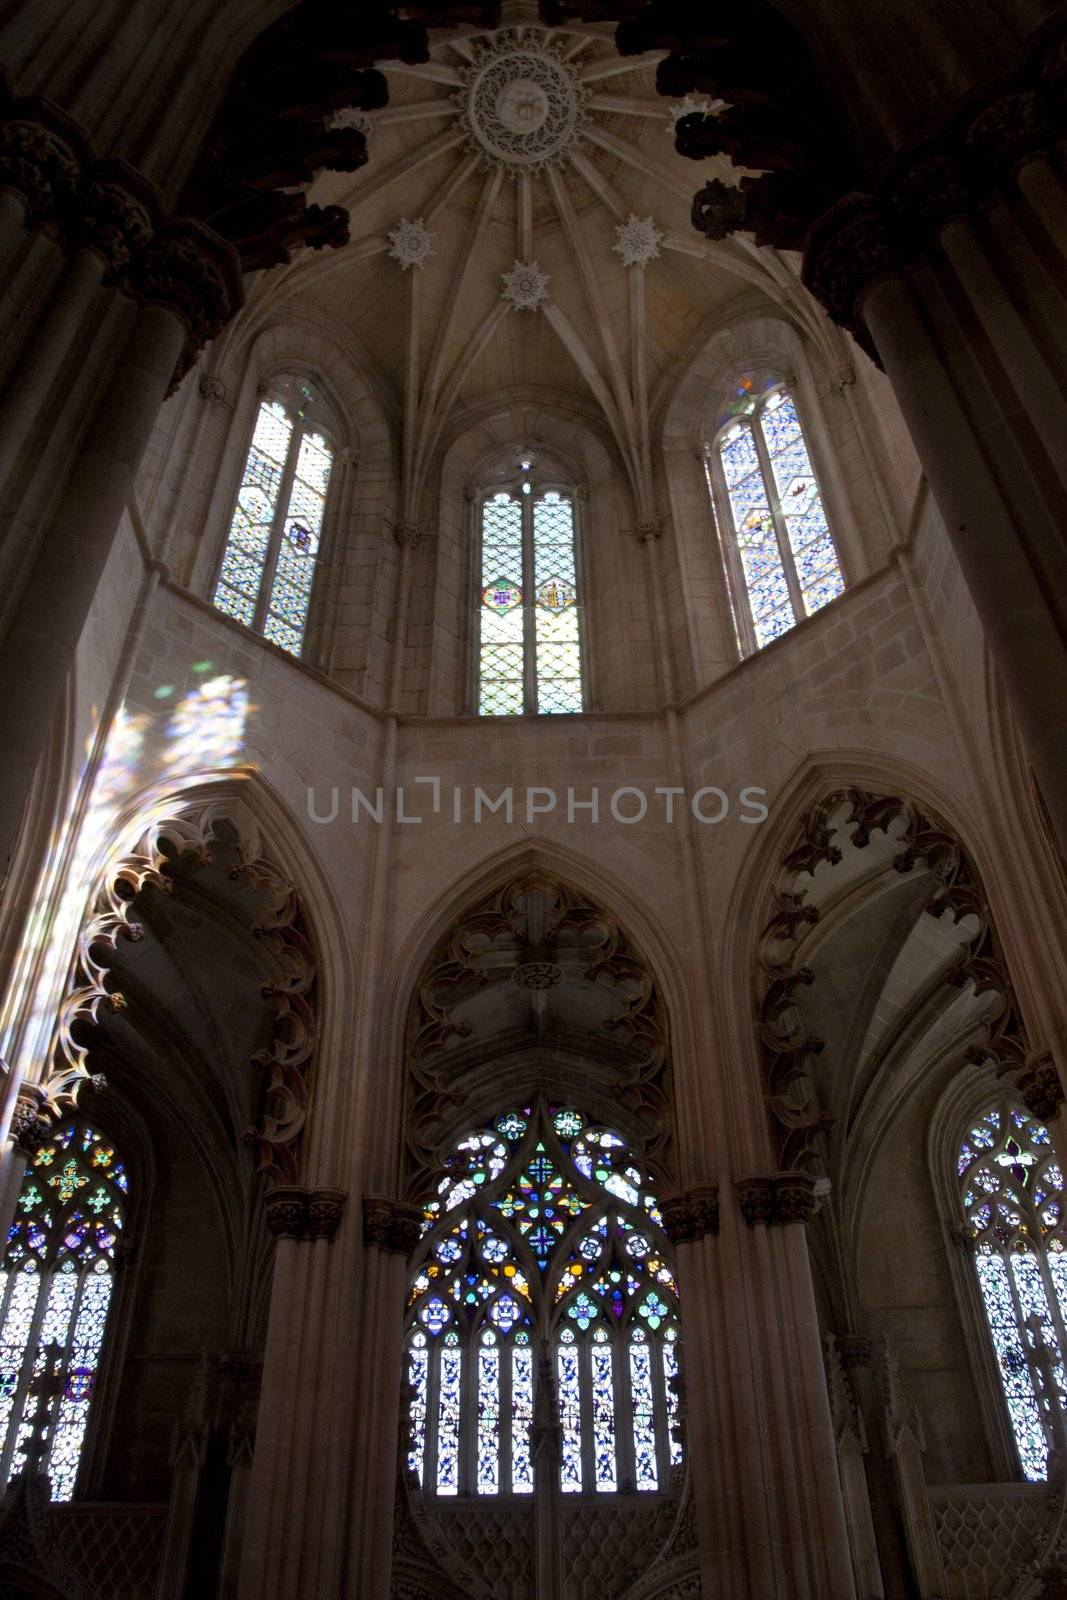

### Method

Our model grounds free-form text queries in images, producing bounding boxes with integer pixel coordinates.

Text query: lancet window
[477,470,584,715]
[707,375,844,653]
[213,376,337,656]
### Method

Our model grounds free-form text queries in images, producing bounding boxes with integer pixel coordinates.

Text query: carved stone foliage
[755,788,1055,1174]
[660,1183,719,1244]
[363,1195,425,1255]
[31,801,319,1185]
[0,73,243,380]
[735,1171,819,1227]
[404,871,671,1195]
[265,1185,347,1242]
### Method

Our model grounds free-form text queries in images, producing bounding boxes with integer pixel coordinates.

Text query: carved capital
[362,1194,424,1255]
[265,1184,309,1240]
[804,201,899,330]
[967,89,1051,174]
[74,174,154,279]
[660,1183,720,1244]
[127,221,243,366]
[308,1186,347,1242]
[736,1170,820,1226]
[635,514,664,544]
[1017,1050,1066,1123]
[9,1086,48,1156]
[393,522,421,550]
[198,373,228,405]
[0,116,82,225]
[888,151,970,238]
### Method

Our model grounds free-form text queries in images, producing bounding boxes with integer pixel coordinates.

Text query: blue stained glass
[0,1122,125,1501]
[511,1336,534,1493]
[476,1333,501,1494]
[963,1103,1067,1481]
[591,1333,617,1491]
[558,1330,583,1493]
[629,1333,658,1490]
[407,1334,429,1483]
[406,1103,682,1498]
[436,1337,462,1495]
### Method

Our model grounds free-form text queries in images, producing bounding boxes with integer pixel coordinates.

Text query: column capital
[736,1170,820,1226]
[308,1186,347,1242]
[265,1184,348,1241]
[1016,1049,1065,1123]
[660,1183,720,1243]
[264,1184,309,1240]
[634,514,665,544]
[362,1193,424,1255]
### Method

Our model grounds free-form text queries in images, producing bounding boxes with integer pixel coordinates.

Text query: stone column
[237,1184,349,1600]
[796,47,1067,858]
[348,1195,424,1600]
[734,1174,857,1599]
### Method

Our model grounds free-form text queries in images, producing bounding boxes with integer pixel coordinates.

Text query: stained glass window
[477,478,584,715]
[213,379,337,658]
[0,1120,127,1501]
[960,1101,1067,1480]
[403,1102,682,1497]
[707,378,844,655]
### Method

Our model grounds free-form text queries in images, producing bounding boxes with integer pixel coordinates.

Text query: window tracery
[213,376,337,657]
[477,467,584,715]
[0,1120,127,1500]
[959,1101,1067,1480]
[706,375,844,654]
[404,1102,681,1498]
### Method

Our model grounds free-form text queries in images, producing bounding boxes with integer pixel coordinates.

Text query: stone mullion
[522,490,537,714]
[705,442,758,658]
[753,401,806,625]
[252,411,302,637]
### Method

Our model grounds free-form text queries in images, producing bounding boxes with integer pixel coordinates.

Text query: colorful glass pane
[214,395,335,657]
[476,1333,500,1494]
[715,386,844,653]
[478,487,583,716]
[0,1122,125,1500]
[961,1103,1067,1480]
[405,1102,681,1497]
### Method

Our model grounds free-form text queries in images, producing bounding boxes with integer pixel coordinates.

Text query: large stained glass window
[213,378,337,657]
[707,376,844,654]
[477,473,584,716]
[404,1102,682,1497]
[960,1102,1067,1480]
[0,1120,127,1500]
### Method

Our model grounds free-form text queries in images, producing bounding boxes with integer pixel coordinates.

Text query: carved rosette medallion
[457,29,589,174]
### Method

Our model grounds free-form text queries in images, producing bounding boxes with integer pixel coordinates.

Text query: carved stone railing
[0,1481,167,1600]
[929,1483,1056,1597]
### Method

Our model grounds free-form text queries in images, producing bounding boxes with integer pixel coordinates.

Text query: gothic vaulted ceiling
[244,3,814,471]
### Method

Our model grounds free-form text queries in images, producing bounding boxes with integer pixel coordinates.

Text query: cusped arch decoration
[404,868,671,1200]
[755,786,1060,1174]
[19,799,316,1184]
